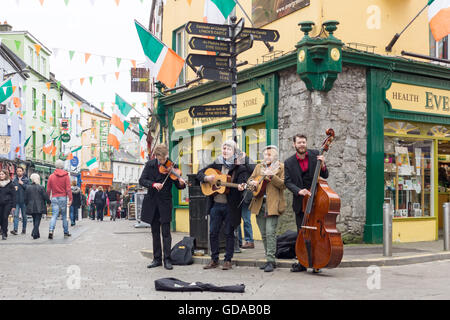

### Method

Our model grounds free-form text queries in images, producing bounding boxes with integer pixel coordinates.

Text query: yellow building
[163,0,437,87]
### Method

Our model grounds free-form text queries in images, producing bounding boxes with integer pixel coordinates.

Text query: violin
[159,159,183,182]
[295,128,343,271]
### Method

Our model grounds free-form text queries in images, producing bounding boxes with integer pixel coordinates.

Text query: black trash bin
[188,174,225,252]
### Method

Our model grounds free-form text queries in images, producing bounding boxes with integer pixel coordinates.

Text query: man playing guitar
[196,140,248,270]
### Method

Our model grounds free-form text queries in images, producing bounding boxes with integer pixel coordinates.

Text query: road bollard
[443,202,450,251]
[383,202,393,257]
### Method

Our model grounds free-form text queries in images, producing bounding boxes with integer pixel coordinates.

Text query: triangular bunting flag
[34,44,41,56]
[46,82,51,91]
[85,53,91,63]
[15,40,21,51]
[89,76,94,85]
[80,78,85,86]
[69,50,75,61]
[131,59,137,68]
[64,0,69,6]
[115,0,120,6]
[116,58,122,67]
[101,55,106,66]
[0,79,13,104]
[39,0,44,6]
[115,72,120,80]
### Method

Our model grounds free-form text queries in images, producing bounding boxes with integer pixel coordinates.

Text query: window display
[384,136,434,218]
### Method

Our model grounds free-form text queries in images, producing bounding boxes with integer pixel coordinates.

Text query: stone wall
[276,65,367,240]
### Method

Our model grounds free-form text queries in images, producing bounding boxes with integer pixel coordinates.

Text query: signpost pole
[231,16,238,144]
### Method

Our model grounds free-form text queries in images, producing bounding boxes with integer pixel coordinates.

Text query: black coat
[24,183,51,214]
[139,159,186,224]
[94,191,107,207]
[71,186,82,208]
[196,162,248,228]
[0,180,17,209]
[284,149,329,214]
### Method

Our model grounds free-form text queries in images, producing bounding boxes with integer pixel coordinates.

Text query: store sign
[99,120,109,162]
[172,88,265,131]
[252,0,310,28]
[0,136,10,154]
[61,133,71,143]
[386,82,450,117]
[71,156,79,167]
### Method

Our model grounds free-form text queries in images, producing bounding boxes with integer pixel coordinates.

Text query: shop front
[159,72,279,238]
[365,71,450,243]
[80,170,113,195]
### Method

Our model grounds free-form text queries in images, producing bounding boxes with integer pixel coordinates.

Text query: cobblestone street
[1,217,450,300]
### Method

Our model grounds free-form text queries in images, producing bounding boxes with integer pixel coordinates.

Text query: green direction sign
[189,37,231,53]
[186,54,231,70]
[235,35,253,55]
[189,104,231,118]
[198,66,232,83]
[61,133,71,143]
[185,21,230,38]
[239,27,280,42]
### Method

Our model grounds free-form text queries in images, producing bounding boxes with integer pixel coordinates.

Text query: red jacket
[47,169,73,201]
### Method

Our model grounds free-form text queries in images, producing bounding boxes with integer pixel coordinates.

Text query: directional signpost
[185,17,280,142]
[189,104,231,118]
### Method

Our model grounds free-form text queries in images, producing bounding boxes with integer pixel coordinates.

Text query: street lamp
[2,68,30,80]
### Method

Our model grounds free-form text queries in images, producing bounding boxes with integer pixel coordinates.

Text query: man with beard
[284,134,328,273]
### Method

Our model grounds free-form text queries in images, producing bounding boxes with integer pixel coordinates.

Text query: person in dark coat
[25,173,51,239]
[284,134,329,273]
[70,181,82,226]
[139,144,186,270]
[94,186,107,221]
[0,169,17,240]
[196,140,248,270]
[11,166,29,235]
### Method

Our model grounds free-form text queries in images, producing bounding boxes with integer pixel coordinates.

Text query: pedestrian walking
[81,192,87,219]
[248,146,285,272]
[25,173,51,240]
[88,185,97,220]
[0,169,16,240]
[107,187,120,221]
[47,160,73,239]
[94,186,107,221]
[11,166,29,235]
[70,181,82,226]
[139,144,186,270]
[122,190,130,219]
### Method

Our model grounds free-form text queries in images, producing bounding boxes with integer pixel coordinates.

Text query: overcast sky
[0,0,153,120]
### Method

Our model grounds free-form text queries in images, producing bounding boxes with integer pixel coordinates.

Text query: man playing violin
[139,144,186,270]
[284,134,328,273]
[196,140,248,270]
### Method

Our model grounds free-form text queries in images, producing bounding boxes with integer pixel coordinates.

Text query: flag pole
[385,0,434,52]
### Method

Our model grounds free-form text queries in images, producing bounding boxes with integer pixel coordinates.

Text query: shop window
[427,125,450,138]
[174,25,187,86]
[429,28,448,60]
[384,136,434,218]
[177,138,192,205]
[245,123,267,163]
[384,121,420,135]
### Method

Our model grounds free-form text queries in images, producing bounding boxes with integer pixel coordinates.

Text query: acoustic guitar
[250,161,280,198]
[200,168,248,196]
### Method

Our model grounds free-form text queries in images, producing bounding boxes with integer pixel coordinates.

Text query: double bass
[295,128,343,270]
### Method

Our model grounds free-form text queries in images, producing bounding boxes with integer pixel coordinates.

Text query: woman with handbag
[0,169,17,240]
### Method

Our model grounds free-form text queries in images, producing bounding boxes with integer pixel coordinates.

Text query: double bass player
[284,134,328,273]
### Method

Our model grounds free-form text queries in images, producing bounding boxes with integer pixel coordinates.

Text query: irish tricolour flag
[107,94,132,150]
[135,20,185,89]
[87,157,99,175]
[428,0,450,41]
[203,0,236,24]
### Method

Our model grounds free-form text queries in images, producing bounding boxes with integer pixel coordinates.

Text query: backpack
[275,230,298,259]
[170,236,196,265]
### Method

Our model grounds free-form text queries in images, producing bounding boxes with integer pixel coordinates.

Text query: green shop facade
[154,26,450,244]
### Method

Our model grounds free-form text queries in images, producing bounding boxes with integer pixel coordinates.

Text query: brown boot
[222,261,233,270]
[203,260,219,269]
[241,242,254,249]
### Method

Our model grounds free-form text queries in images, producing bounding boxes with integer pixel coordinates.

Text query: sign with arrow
[189,37,231,53]
[239,27,280,42]
[235,35,253,55]
[198,66,232,83]
[185,21,230,38]
[186,54,231,70]
[189,104,231,118]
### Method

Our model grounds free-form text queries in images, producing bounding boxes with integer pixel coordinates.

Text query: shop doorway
[437,140,450,235]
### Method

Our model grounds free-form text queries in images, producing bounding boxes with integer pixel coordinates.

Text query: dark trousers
[150,207,171,262]
[89,203,96,219]
[96,205,104,221]
[295,211,305,231]
[0,205,10,236]
[31,213,42,239]
[210,203,235,262]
